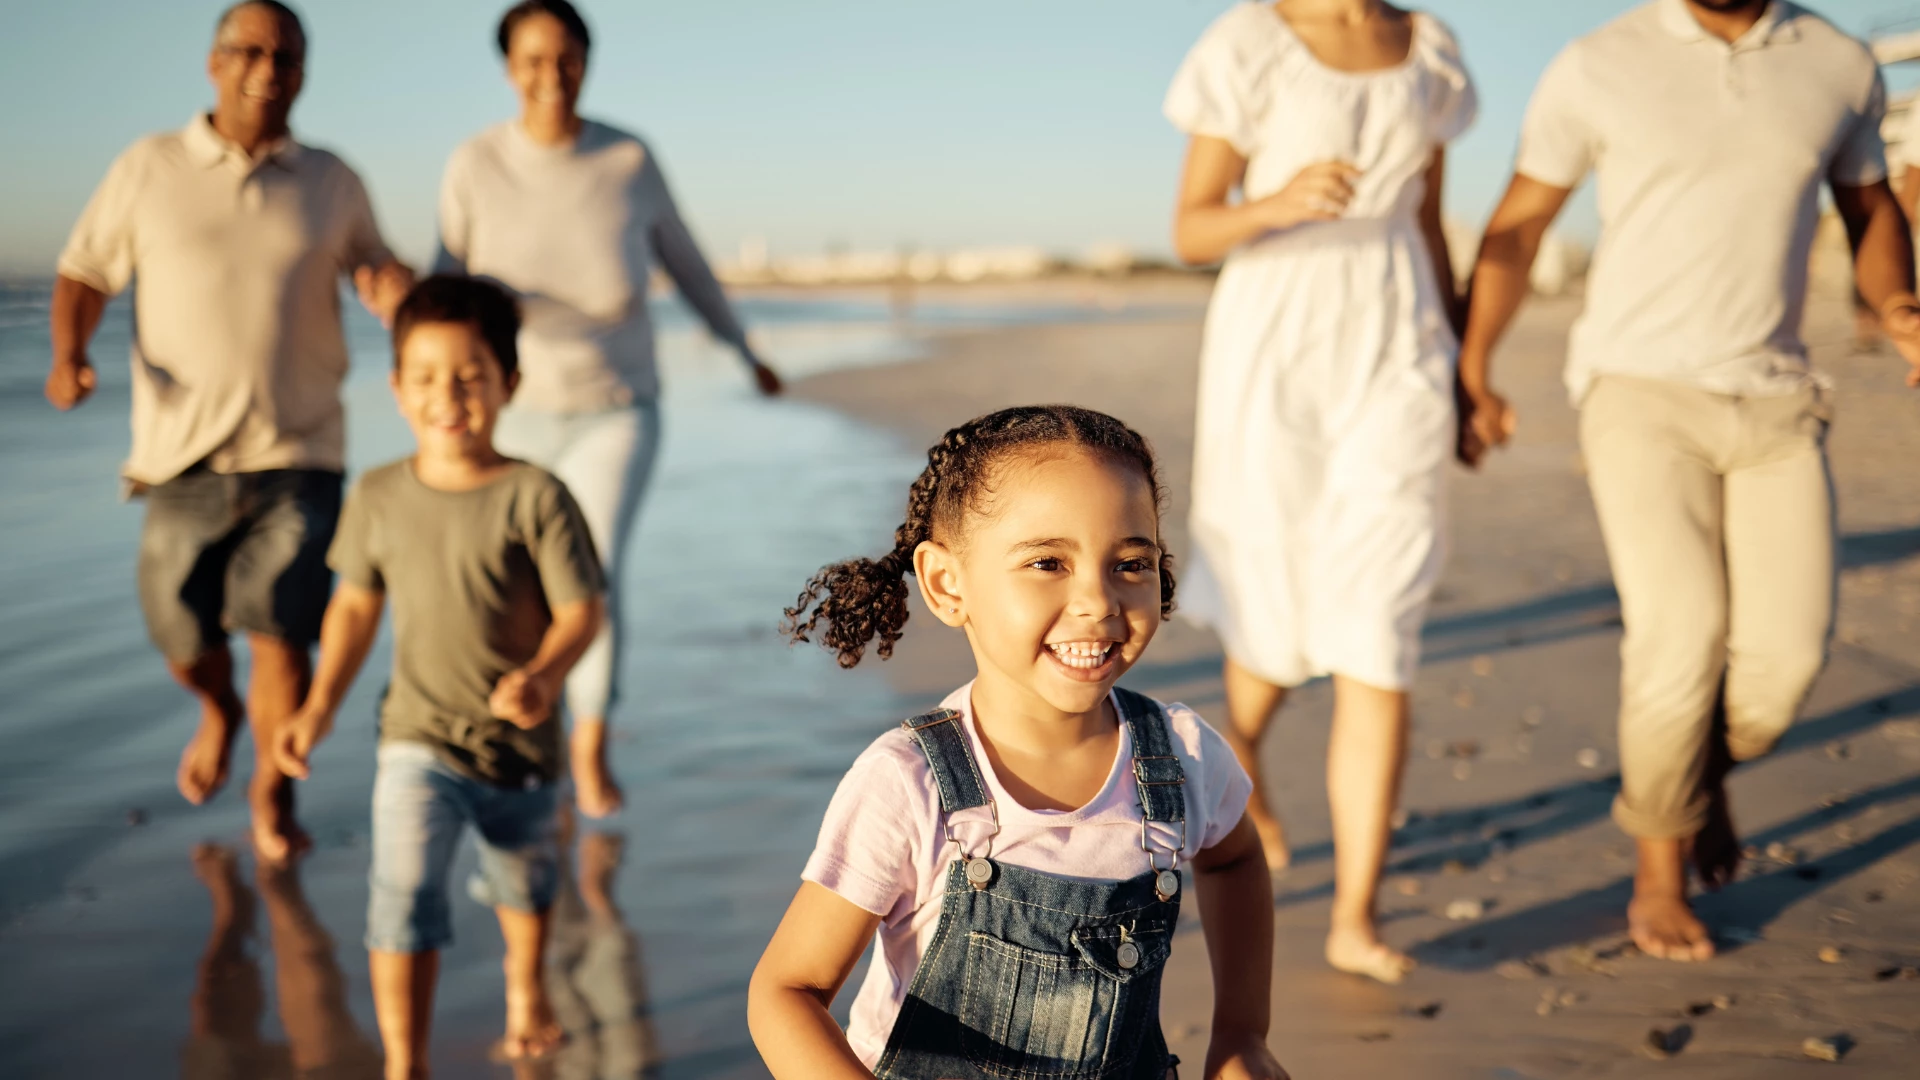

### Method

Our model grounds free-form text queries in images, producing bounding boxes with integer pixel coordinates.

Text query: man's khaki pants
[1580,375,1836,840]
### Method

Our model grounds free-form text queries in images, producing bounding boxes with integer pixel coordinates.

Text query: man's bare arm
[1833,179,1920,386]
[47,275,108,410]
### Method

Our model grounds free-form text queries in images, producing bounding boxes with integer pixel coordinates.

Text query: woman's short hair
[496,0,591,57]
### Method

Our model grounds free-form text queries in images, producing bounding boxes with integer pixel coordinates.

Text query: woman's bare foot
[1628,892,1715,961]
[1326,927,1415,984]
[495,984,565,1061]
[178,705,243,805]
[570,722,624,819]
[250,772,312,866]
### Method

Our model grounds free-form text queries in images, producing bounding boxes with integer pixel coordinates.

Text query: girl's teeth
[1049,643,1111,669]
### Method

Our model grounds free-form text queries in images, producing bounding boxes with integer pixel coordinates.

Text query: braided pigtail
[784,404,1178,667]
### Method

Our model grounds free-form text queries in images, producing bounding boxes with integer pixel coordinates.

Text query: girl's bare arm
[748,881,884,1079]
[1191,814,1290,1079]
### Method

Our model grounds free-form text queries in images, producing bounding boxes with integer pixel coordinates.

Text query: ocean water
[0,280,1149,1077]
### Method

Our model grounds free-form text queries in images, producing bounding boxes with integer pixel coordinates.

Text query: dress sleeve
[802,739,925,919]
[55,144,145,295]
[1514,45,1599,190]
[1420,15,1479,145]
[326,478,384,592]
[1163,11,1257,155]
[529,473,607,607]
[1830,66,1889,188]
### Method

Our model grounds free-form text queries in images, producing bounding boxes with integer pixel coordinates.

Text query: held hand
[1880,296,1920,387]
[272,710,331,780]
[1249,160,1363,231]
[490,668,558,729]
[46,355,97,410]
[1455,380,1516,469]
[1205,1032,1290,1080]
[354,262,416,329]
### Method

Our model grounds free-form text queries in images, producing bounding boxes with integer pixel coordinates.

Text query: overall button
[965,858,994,888]
[1116,941,1141,970]
[1156,869,1180,900]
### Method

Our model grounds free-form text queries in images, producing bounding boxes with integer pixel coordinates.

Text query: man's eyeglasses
[217,44,304,73]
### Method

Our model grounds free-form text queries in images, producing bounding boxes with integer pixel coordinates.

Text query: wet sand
[792,283,1920,1076]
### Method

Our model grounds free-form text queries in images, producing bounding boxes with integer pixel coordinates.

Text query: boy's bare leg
[497,905,564,1060]
[1630,837,1715,961]
[371,948,439,1080]
[1324,676,1415,985]
[570,718,624,819]
[247,633,313,864]
[1222,657,1291,870]
[172,646,246,806]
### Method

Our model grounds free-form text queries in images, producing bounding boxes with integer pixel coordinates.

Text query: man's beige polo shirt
[1516,0,1887,404]
[57,114,395,486]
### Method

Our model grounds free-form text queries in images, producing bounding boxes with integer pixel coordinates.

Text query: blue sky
[2,0,1916,272]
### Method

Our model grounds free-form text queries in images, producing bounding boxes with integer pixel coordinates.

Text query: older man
[1458,0,1920,960]
[46,0,412,862]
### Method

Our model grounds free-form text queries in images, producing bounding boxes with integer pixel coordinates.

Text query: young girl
[747,406,1288,1080]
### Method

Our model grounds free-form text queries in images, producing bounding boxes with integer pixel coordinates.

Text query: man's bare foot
[178,707,242,805]
[1249,807,1292,872]
[1326,927,1415,985]
[495,984,565,1061]
[249,773,312,866]
[1629,892,1715,961]
[570,723,623,819]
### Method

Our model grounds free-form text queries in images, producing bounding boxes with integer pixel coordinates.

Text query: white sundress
[1164,4,1478,691]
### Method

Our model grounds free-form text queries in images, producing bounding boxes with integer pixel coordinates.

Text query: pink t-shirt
[801,681,1254,1068]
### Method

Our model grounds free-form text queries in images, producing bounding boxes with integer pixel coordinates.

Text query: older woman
[436,0,780,818]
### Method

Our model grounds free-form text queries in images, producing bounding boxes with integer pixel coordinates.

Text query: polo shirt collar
[1657,0,1802,46]
[183,112,304,170]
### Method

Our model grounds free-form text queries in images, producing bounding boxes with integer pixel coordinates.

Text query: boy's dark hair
[497,0,591,56]
[391,275,522,380]
[215,0,306,50]
[783,405,1175,669]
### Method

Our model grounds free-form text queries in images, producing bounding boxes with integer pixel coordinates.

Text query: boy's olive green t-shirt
[329,459,605,788]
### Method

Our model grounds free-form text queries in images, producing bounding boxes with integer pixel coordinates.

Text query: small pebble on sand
[1523,706,1545,727]
[1766,842,1801,864]
[1488,865,1510,883]
[1497,959,1544,979]
[1826,741,1851,761]
[1453,688,1476,709]
[1453,761,1472,781]
[1712,994,1735,1010]
[1576,748,1601,769]
[1394,878,1424,897]
[1426,740,1447,760]
[1818,946,1844,964]
[1643,1027,1685,1059]
[1450,740,1481,759]
[1801,1036,1844,1063]
[1445,898,1486,921]
[1471,655,1494,677]
[1558,990,1583,1007]
[1443,859,1469,876]
[1535,1000,1555,1016]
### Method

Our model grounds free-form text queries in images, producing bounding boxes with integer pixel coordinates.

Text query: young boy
[273,275,605,1077]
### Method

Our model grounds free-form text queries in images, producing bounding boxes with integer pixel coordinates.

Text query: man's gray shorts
[136,466,342,664]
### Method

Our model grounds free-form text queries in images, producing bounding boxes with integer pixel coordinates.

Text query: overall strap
[1114,686,1186,825]
[902,708,991,813]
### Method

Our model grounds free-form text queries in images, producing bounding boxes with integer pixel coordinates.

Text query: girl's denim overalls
[874,686,1185,1080]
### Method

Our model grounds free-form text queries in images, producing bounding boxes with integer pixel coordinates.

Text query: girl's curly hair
[783,404,1175,668]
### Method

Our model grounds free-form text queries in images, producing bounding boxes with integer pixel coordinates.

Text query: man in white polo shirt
[1457,0,1920,961]
[44,0,413,863]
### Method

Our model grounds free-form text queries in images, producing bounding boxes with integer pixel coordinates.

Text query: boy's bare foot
[570,723,623,819]
[250,773,312,866]
[178,706,243,805]
[495,984,565,1061]
[1326,927,1414,984]
[1628,892,1715,961]
[1248,806,1292,873]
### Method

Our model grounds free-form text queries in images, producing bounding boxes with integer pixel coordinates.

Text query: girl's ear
[913,540,966,628]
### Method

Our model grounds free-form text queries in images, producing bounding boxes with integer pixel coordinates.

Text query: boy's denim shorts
[366,741,561,954]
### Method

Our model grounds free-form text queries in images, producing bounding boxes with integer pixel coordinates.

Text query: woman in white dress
[436,0,782,819]
[1166,0,1475,983]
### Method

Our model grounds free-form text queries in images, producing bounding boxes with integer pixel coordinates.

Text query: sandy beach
[793,280,1920,1077]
